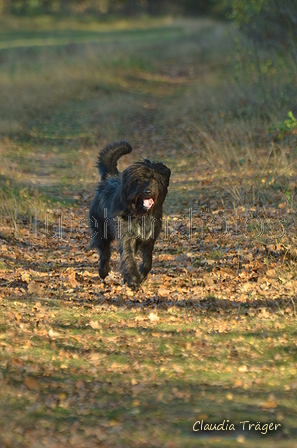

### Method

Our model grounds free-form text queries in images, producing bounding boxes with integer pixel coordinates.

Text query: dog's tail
[97,141,132,181]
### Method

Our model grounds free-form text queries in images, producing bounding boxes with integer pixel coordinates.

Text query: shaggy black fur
[89,141,171,289]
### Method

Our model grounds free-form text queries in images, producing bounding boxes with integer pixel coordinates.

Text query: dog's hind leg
[89,214,112,279]
[139,240,154,280]
[119,239,141,289]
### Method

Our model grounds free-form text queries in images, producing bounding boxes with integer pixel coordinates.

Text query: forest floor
[1,15,297,447]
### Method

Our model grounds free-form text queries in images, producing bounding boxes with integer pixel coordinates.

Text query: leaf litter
[1,200,297,446]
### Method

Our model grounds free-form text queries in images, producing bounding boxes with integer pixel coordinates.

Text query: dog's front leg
[140,240,154,280]
[98,238,112,279]
[119,238,141,289]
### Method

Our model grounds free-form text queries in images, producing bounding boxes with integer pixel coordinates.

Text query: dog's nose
[143,189,151,196]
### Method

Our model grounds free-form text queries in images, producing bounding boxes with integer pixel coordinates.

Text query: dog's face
[120,159,171,216]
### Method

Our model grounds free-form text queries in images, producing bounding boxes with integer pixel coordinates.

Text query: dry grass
[1,15,297,244]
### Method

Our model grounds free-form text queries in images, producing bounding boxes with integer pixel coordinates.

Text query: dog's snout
[143,188,152,196]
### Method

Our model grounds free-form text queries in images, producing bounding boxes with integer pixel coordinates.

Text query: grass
[1,16,296,216]
[1,13,297,448]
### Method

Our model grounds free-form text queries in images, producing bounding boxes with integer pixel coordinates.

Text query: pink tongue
[143,198,154,209]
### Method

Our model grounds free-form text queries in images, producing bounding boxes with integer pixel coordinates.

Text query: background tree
[219,0,297,67]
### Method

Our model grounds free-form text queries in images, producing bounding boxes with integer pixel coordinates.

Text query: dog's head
[120,159,171,216]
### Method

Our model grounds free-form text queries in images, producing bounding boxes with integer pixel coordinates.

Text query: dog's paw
[139,272,147,282]
[129,282,140,291]
[124,275,141,290]
[139,265,150,280]
[99,264,110,279]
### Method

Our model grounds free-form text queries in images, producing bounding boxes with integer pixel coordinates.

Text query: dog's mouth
[143,198,154,209]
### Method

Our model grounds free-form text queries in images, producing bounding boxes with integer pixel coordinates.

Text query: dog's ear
[154,163,171,187]
[163,166,171,186]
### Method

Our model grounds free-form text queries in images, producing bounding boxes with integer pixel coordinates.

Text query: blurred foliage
[3,0,297,49]
[2,0,217,16]
[217,0,297,66]
[3,0,297,61]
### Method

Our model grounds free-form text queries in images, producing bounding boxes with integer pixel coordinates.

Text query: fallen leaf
[126,288,134,297]
[89,353,103,363]
[68,271,78,288]
[266,269,277,278]
[28,281,44,295]
[198,414,208,420]
[24,377,39,391]
[158,288,169,297]
[172,364,184,373]
[89,320,100,330]
[76,380,85,390]
[48,328,61,338]
[148,312,159,322]
[21,272,30,283]
[262,401,278,409]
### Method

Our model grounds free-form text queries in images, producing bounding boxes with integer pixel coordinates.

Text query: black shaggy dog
[89,141,171,289]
